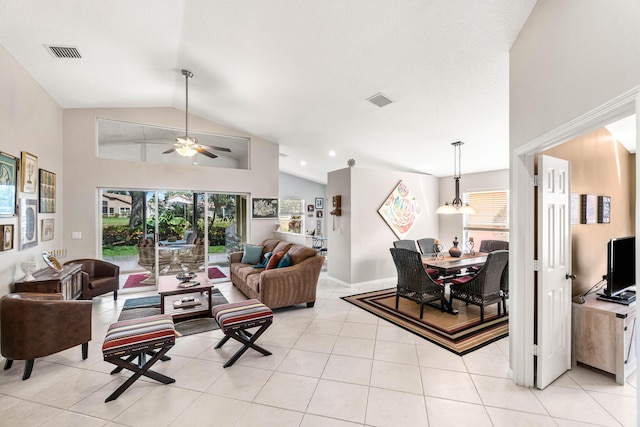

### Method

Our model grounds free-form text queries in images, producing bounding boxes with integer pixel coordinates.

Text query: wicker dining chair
[416,238,436,255]
[448,250,509,322]
[389,248,446,319]
[392,239,418,252]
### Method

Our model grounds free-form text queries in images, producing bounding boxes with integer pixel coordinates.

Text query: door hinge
[533,260,540,271]
[532,344,539,356]
[533,175,540,187]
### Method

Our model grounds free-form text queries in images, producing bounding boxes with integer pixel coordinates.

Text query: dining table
[423,253,488,277]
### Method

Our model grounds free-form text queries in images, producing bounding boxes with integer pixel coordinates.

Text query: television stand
[597,290,636,305]
[572,293,636,385]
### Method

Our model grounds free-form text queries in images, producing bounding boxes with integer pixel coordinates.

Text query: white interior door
[537,154,572,389]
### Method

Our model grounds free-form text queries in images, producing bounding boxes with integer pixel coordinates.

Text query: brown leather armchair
[1,293,92,380]
[65,258,120,300]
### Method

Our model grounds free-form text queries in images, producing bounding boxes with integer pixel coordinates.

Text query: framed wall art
[315,198,323,210]
[38,169,56,213]
[598,195,611,224]
[0,224,14,251]
[570,193,580,225]
[307,204,314,212]
[0,152,18,216]
[580,194,597,225]
[252,198,278,219]
[19,198,37,250]
[378,180,422,239]
[41,218,54,241]
[20,152,38,193]
[316,210,323,218]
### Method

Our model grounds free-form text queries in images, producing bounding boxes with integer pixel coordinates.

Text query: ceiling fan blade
[199,145,232,152]
[196,147,218,159]
[162,147,177,154]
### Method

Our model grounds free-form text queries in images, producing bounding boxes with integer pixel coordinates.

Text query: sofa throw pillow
[253,251,272,268]
[277,252,292,269]
[266,251,285,270]
[241,245,263,264]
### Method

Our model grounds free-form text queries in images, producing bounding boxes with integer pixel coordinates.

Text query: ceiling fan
[162,69,232,159]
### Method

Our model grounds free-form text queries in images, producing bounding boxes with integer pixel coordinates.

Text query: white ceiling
[0,0,540,183]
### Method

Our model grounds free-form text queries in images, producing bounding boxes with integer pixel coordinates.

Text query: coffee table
[157,272,213,320]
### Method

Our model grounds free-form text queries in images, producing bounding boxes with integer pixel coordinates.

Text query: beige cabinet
[572,293,636,384]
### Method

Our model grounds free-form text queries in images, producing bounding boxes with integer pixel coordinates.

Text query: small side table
[157,272,213,320]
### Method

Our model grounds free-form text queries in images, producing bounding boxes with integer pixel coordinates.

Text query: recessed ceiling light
[329,150,336,157]
[300,160,307,166]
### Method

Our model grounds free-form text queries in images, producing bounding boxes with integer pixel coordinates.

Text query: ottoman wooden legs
[102,314,176,402]
[213,300,274,368]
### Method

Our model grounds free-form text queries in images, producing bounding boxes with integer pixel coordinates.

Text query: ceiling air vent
[366,93,393,108]
[45,45,82,59]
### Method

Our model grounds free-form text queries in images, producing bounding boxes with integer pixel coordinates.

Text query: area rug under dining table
[342,288,508,355]
[118,289,229,337]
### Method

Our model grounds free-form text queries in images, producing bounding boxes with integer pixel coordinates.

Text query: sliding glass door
[100,189,247,290]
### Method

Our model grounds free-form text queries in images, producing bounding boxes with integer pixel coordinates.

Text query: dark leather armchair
[1,293,92,380]
[449,250,509,322]
[65,258,119,300]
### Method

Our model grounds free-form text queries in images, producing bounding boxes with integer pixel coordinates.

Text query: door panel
[537,155,572,389]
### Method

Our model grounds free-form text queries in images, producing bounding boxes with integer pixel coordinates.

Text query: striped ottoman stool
[213,299,273,368]
[102,314,176,402]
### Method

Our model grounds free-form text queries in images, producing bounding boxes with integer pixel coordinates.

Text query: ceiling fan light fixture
[176,144,197,157]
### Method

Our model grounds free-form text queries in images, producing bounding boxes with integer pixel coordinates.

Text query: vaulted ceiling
[0,0,539,183]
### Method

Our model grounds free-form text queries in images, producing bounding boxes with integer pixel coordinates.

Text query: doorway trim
[510,86,640,386]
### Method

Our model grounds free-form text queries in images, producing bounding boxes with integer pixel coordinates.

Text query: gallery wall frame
[19,198,37,250]
[252,198,278,219]
[580,194,597,225]
[598,196,611,224]
[20,151,38,193]
[0,224,14,251]
[378,180,422,239]
[38,169,56,213]
[41,218,54,241]
[315,198,323,210]
[0,152,18,216]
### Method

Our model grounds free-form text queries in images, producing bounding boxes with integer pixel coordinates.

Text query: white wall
[438,169,509,248]
[509,0,640,386]
[328,166,440,284]
[327,168,351,283]
[510,0,640,147]
[62,107,280,260]
[279,172,327,235]
[0,45,64,295]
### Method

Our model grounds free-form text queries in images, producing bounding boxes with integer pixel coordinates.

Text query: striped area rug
[342,288,508,355]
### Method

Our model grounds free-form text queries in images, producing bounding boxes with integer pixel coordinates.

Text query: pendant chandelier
[436,141,477,214]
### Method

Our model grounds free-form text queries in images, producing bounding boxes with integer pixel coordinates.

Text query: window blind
[464,191,509,231]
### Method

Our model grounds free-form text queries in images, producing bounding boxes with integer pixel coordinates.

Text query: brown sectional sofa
[229,238,325,309]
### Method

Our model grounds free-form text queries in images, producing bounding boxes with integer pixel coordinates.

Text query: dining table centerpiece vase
[449,236,462,258]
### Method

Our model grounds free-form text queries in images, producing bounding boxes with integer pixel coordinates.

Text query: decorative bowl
[176,271,197,283]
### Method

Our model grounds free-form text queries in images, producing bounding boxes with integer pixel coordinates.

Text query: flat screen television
[605,236,636,297]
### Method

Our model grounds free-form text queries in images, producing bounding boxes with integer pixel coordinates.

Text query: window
[279,199,305,234]
[119,207,131,217]
[463,190,509,246]
[97,119,250,170]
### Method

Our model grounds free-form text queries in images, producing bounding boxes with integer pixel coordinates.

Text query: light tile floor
[0,273,637,426]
